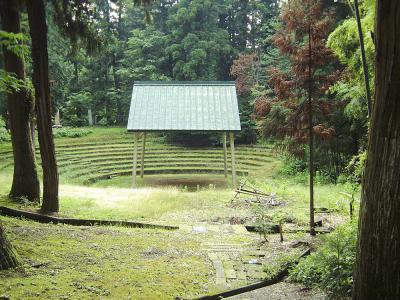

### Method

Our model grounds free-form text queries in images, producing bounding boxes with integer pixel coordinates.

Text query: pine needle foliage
[253,0,342,155]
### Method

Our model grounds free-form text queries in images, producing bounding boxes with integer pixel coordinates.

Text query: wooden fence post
[140,132,146,179]
[230,132,237,189]
[223,132,228,178]
[132,132,139,188]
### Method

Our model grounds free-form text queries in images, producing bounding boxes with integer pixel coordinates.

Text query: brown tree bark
[0,0,40,202]
[353,2,400,299]
[0,222,19,270]
[308,21,315,237]
[26,0,59,213]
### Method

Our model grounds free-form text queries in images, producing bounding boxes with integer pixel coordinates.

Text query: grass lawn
[0,127,350,299]
[0,217,211,299]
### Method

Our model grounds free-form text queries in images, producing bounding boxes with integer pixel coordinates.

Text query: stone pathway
[182,223,313,297]
[185,224,271,290]
[203,241,268,289]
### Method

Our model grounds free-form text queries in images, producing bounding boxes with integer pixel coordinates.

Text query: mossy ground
[0,217,210,299]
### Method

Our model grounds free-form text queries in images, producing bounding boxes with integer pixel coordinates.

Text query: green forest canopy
[0,0,375,181]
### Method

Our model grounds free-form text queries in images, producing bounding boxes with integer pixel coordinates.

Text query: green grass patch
[53,127,93,138]
[0,216,210,299]
[57,184,232,222]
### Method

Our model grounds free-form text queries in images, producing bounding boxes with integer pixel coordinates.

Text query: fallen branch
[0,206,178,230]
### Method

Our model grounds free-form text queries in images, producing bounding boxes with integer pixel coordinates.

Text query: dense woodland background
[1,0,399,298]
[0,0,374,184]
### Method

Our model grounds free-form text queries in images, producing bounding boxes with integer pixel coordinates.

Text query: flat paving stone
[193,226,207,233]
[223,261,235,270]
[225,269,237,279]
[212,260,226,280]
[237,271,247,281]
[199,224,290,293]
[247,271,266,280]
[208,253,218,260]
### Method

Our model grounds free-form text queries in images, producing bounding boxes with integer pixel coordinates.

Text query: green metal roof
[127,81,241,132]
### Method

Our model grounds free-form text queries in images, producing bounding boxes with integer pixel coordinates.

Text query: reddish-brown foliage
[230,53,261,95]
[253,96,271,118]
[254,0,341,143]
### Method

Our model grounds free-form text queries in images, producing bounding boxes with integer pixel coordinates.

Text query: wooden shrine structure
[127,81,241,188]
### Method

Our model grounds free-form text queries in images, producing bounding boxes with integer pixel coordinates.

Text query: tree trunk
[0,0,40,202]
[26,0,59,213]
[308,23,315,236]
[354,0,372,117]
[0,222,19,270]
[353,2,400,299]
[114,4,124,125]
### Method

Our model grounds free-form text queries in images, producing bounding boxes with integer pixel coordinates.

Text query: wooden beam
[229,132,237,189]
[223,133,228,178]
[132,132,139,188]
[140,133,146,178]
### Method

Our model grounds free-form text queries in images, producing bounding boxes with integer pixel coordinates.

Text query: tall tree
[230,53,260,143]
[327,0,375,154]
[0,222,19,270]
[26,0,59,212]
[253,0,340,234]
[353,1,400,298]
[0,0,40,202]
[48,0,148,126]
[165,0,234,80]
[120,27,170,81]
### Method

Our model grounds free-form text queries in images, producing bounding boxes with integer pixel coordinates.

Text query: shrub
[279,157,334,184]
[290,221,357,299]
[252,206,273,242]
[0,117,10,142]
[279,157,307,176]
[62,91,92,127]
[345,151,366,184]
[53,127,93,138]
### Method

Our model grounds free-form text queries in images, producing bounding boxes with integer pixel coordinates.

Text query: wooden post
[229,132,237,189]
[55,109,61,126]
[354,0,372,118]
[140,132,146,178]
[132,132,139,188]
[223,133,228,178]
[87,109,93,126]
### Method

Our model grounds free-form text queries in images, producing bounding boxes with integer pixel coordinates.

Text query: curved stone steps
[60,160,263,176]
[56,155,274,169]
[55,150,273,162]
[83,168,249,184]
[65,161,254,177]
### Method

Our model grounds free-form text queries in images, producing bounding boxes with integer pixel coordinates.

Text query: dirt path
[228,280,326,300]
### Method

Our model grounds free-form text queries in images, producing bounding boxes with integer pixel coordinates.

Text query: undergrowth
[53,127,93,138]
[263,251,299,280]
[290,221,357,299]
[279,157,334,185]
[0,117,10,142]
